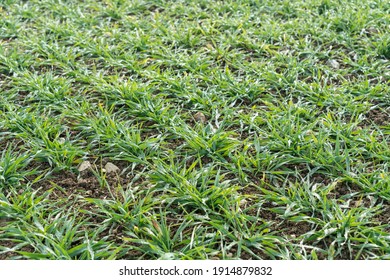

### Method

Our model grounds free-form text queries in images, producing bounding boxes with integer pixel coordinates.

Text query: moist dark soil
[328,181,361,199]
[361,107,390,127]
[27,159,138,200]
[0,241,22,260]
[327,181,376,209]
[375,202,390,233]
[258,202,312,237]
[0,240,34,260]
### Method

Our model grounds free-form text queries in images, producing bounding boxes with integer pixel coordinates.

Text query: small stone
[104,162,120,173]
[78,161,92,172]
[160,253,176,260]
[327,59,340,69]
[350,52,358,61]
[239,199,247,207]
[194,112,207,124]
[57,137,66,144]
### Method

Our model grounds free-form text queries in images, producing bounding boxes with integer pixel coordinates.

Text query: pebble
[327,59,340,70]
[104,162,120,173]
[239,199,247,207]
[78,160,92,172]
[194,112,207,124]
[58,137,66,144]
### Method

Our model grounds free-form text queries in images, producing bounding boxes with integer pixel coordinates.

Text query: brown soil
[31,166,134,201]
[231,245,270,260]
[0,241,21,260]
[0,240,34,260]
[361,108,390,127]
[328,181,361,199]
[327,181,376,209]
[279,220,312,238]
[24,158,146,204]
[375,202,390,232]
[310,173,332,185]
[259,204,312,238]
[0,136,26,153]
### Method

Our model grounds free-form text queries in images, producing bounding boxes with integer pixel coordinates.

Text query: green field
[0,0,389,260]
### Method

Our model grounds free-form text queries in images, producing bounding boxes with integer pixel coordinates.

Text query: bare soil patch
[362,108,390,127]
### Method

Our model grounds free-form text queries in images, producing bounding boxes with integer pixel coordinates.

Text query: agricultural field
[0,0,389,260]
